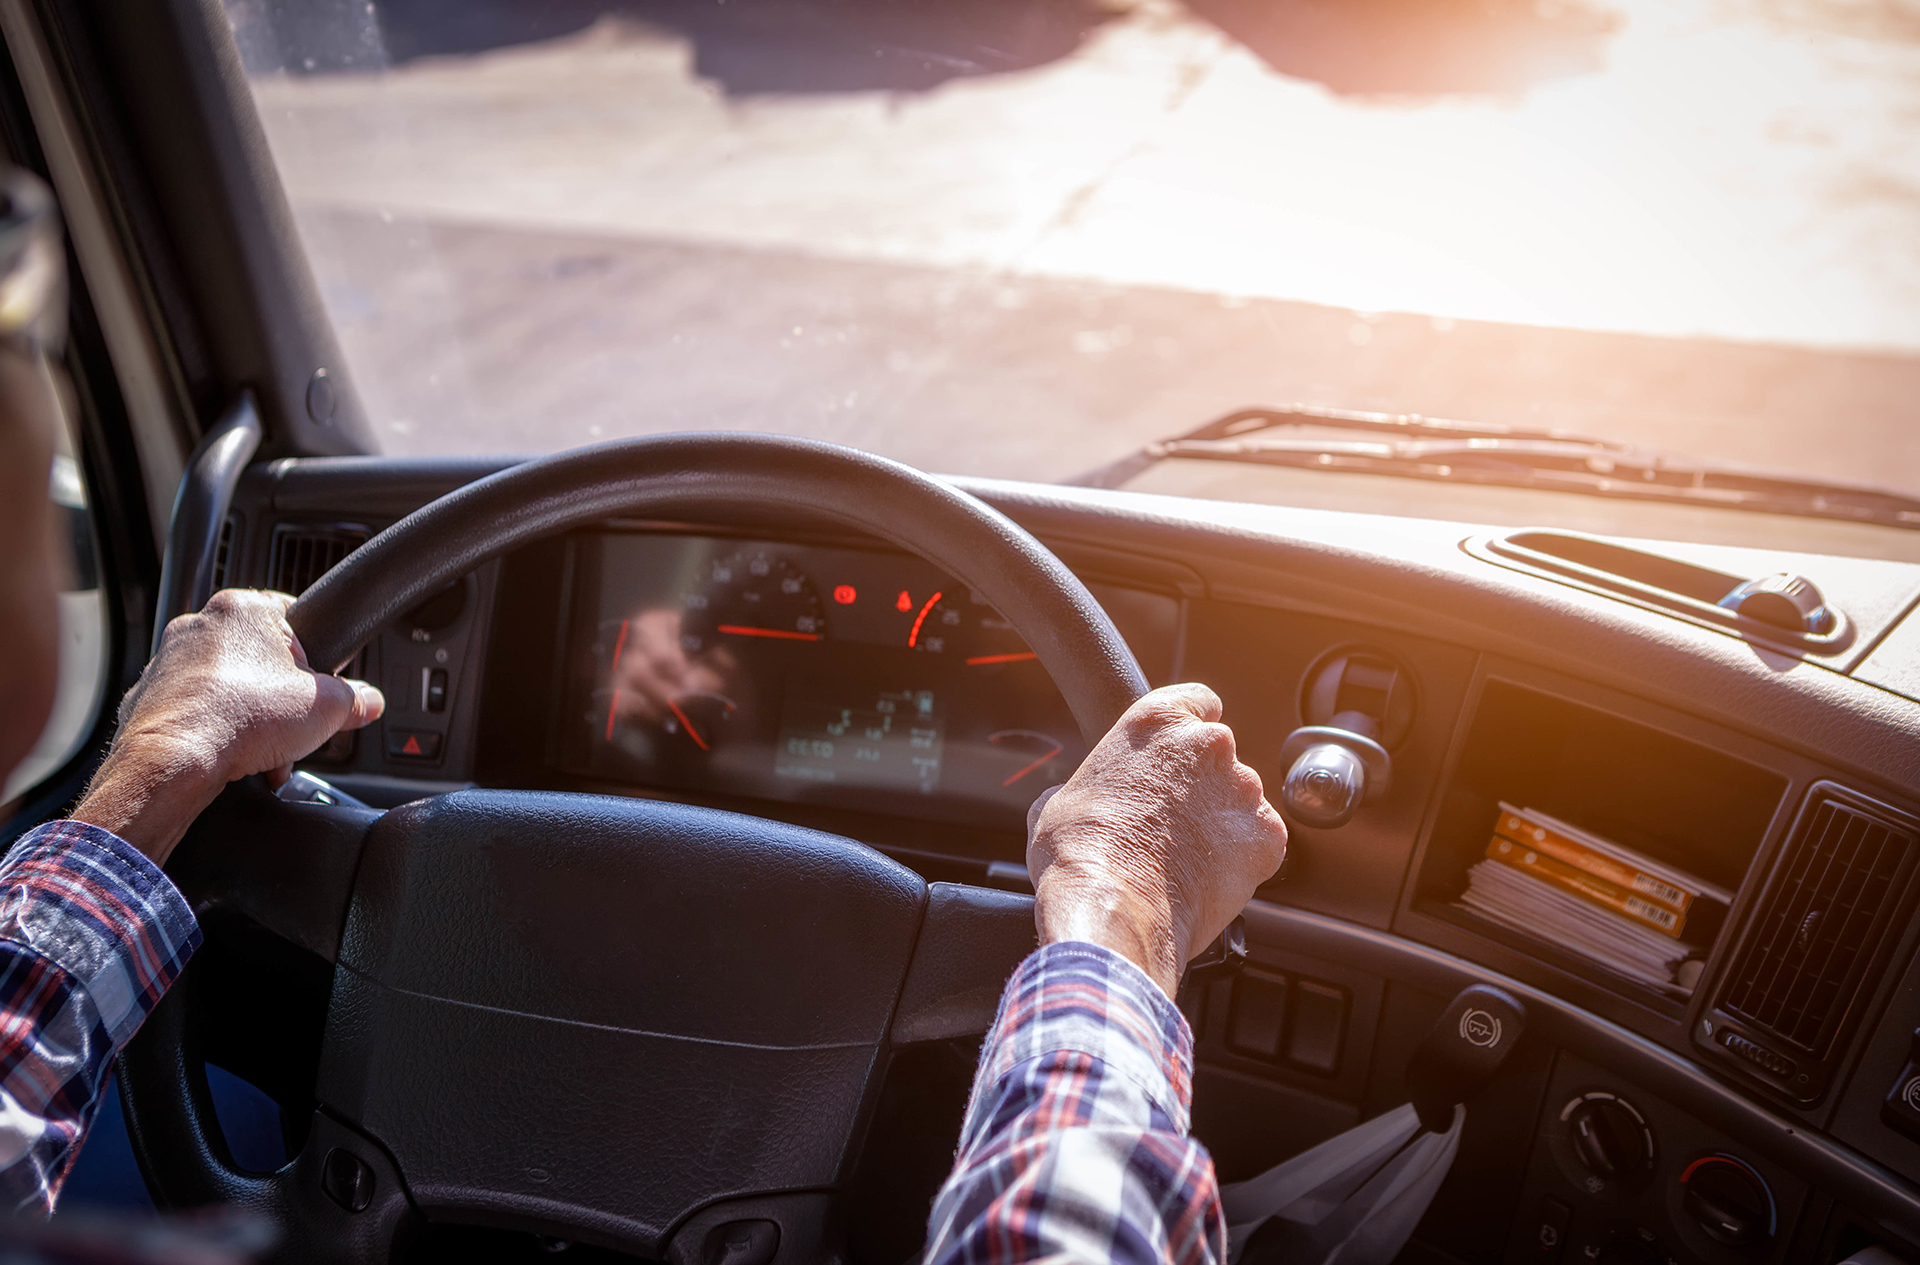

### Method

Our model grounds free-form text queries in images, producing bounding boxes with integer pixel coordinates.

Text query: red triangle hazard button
[402,734,422,755]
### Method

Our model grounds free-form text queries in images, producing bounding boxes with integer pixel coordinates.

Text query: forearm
[70,734,224,865]
[0,819,200,1213]
[925,942,1225,1265]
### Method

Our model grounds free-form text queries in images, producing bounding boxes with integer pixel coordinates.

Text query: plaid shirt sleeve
[926,941,1226,1265]
[0,819,200,1214]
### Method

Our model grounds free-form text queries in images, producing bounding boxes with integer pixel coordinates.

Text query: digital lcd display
[556,532,1178,828]
[775,687,944,793]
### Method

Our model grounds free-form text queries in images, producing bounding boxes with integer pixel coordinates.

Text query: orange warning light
[833,584,857,605]
[895,590,913,612]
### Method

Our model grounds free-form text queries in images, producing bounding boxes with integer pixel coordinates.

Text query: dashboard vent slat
[209,517,236,592]
[1709,787,1919,1100]
[268,524,369,597]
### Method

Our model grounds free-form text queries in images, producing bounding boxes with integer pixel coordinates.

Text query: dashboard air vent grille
[1722,792,1918,1059]
[209,517,236,592]
[268,524,368,597]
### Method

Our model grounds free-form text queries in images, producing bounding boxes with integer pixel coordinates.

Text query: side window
[1,416,110,803]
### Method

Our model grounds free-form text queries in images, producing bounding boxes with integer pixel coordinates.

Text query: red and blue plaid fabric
[0,820,199,1214]
[927,941,1226,1265]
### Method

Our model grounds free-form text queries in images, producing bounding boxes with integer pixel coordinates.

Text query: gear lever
[1277,650,1412,829]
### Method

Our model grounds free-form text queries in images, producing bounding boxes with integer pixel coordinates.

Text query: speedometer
[681,549,826,653]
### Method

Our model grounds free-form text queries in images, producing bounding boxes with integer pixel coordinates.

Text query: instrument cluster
[554,532,1152,827]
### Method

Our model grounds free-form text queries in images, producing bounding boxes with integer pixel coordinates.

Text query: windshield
[224,0,1920,556]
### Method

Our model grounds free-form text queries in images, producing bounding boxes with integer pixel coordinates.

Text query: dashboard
[225,457,1920,1265]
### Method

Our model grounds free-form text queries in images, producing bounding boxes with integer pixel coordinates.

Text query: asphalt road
[234,0,1920,498]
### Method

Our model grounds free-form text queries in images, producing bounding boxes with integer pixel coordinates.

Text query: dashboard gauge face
[986,729,1069,788]
[664,691,738,752]
[909,589,1037,667]
[682,550,826,653]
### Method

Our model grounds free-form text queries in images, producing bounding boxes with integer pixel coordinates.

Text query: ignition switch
[1277,649,1414,829]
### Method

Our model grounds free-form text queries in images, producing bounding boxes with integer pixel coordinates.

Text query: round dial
[908,589,1034,666]
[1678,1155,1775,1250]
[1556,1091,1655,1195]
[681,549,825,652]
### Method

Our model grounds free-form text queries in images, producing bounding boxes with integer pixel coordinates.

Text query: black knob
[1680,1156,1773,1248]
[1568,1097,1653,1181]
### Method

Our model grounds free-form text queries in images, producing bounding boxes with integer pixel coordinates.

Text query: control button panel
[1510,1053,1805,1264]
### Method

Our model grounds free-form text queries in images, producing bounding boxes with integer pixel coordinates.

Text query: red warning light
[895,590,913,612]
[833,584,857,605]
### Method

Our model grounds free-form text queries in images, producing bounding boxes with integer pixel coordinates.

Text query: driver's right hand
[1025,682,1287,998]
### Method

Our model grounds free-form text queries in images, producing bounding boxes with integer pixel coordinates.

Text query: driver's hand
[1026,683,1286,998]
[72,589,383,864]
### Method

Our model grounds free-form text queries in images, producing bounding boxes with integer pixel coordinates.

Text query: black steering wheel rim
[120,433,1148,1261]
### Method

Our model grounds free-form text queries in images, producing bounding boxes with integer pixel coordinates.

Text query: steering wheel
[118,433,1148,1264]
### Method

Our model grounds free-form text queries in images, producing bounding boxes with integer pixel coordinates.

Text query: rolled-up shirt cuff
[977,939,1195,1134]
[0,820,200,1047]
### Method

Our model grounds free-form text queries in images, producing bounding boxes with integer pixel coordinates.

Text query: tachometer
[908,588,1036,666]
[681,549,826,653]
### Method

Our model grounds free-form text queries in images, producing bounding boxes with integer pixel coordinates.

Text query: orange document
[1485,835,1686,939]
[1494,808,1694,915]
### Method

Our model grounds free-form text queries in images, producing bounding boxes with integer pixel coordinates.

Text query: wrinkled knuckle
[1196,720,1236,757]
[201,588,245,616]
[1233,759,1266,798]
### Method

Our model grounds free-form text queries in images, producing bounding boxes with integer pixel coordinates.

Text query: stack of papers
[1454,803,1731,993]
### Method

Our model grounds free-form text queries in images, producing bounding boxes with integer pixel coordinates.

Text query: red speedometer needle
[907,591,943,648]
[716,624,821,642]
[966,651,1038,666]
[666,699,711,751]
[604,618,632,741]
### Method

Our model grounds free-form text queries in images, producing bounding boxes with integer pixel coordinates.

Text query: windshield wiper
[1070,405,1920,533]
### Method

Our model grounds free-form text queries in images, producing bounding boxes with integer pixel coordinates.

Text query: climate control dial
[1554,1091,1656,1196]
[1677,1154,1776,1252]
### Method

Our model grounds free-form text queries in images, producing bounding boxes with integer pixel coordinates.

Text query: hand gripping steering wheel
[118,434,1148,1263]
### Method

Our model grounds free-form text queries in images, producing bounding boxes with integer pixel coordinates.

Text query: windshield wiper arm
[1070,405,1920,533]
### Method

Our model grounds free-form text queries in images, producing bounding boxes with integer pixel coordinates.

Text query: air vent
[209,517,236,592]
[268,523,368,597]
[1704,785,1920,1101]
[1472,530,1850,654]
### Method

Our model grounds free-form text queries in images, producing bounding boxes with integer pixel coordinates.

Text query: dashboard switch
[1227,970,1288,1061]
[386,728,442,760]
[426,668,449,713]
[1286,981,1347,1074]
[1527,1197,1569,1262]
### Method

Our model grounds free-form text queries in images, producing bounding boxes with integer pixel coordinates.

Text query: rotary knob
[1561,1092,1655,1190]
[1678,1155,1775,1250]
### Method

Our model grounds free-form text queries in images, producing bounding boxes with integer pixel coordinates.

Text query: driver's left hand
[71,589,383,864]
